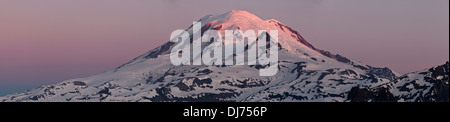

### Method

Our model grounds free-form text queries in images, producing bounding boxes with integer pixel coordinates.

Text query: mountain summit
[1,10,447,102]
[199,10,318,53]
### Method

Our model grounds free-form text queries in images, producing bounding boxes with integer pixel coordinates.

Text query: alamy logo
[169,22,278,76]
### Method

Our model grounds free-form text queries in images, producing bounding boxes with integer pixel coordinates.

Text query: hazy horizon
[0,0,448,96]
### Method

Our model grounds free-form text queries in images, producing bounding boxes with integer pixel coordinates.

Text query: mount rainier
[1,10,448,102]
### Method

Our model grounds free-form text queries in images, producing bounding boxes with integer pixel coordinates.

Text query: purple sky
[0,0,448,88]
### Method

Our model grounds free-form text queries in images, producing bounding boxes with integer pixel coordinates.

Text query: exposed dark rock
[368,67,397,81]
[98,88,111,95]
[347,87,396,102]
[175,82,192,92]
[360,74,379,83]
[197,69,213,74]
[375,88,395,102]
[354,65,369,70]
[252,64,270,70]
[348,87,370,102]
[318,72,330,81]
[29,94,45,101]
[335,54,351,64]
[144,86,237,102]
[268,92,307,101]
[144,42,175,59]
[339,69,357,76]
[290,62,306,73]
[220,79,269,88]
[316,50,352,64]
[73,81,86,86]
[193,78,213,86]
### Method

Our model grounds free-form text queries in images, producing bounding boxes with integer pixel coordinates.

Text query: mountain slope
[0,10,446,102]
[390,62,449,102]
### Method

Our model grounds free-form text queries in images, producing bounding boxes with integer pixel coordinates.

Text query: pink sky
[0,0,448,87]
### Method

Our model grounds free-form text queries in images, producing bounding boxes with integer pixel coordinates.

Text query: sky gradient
[0,0,448,95]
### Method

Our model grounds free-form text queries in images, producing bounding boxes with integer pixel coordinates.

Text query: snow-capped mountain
[1,10,447,102]
[390,62,448,102]
[347,62,448,102]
